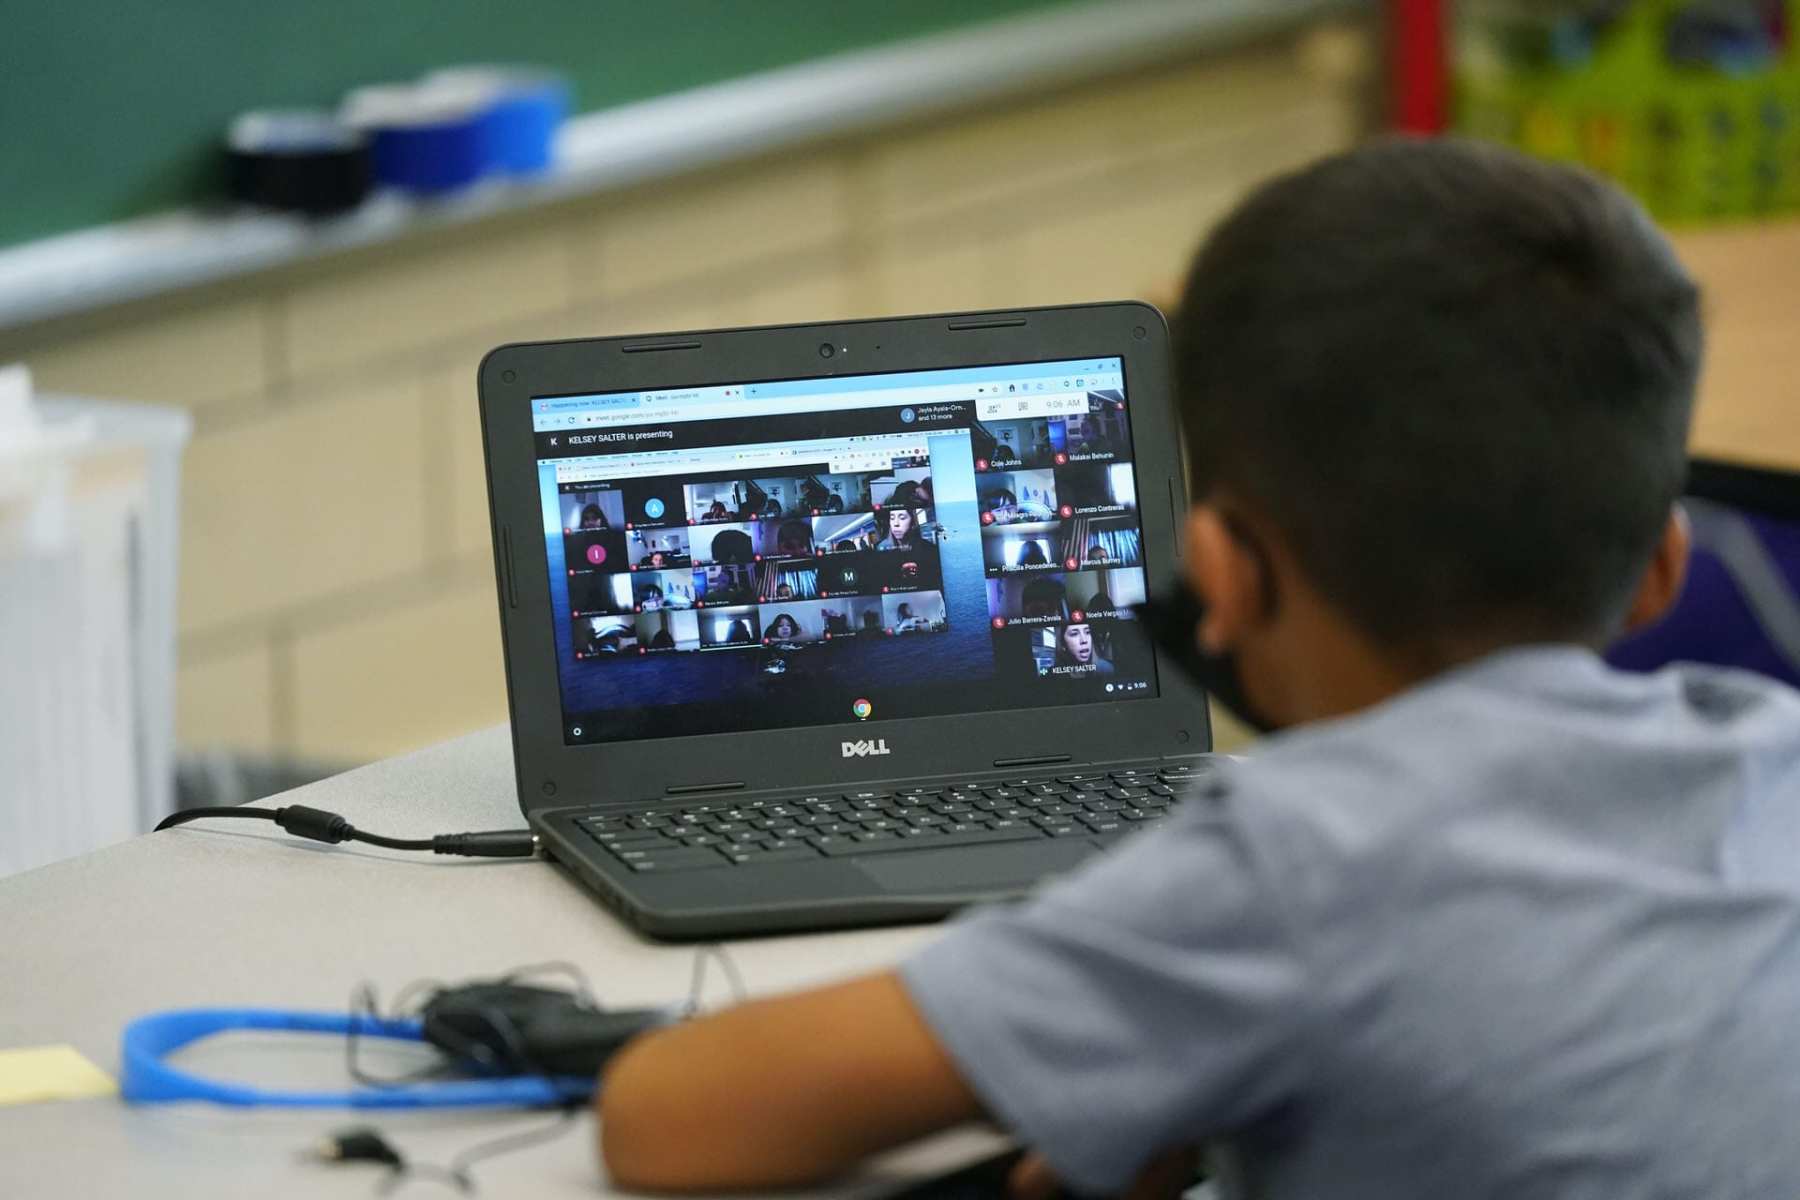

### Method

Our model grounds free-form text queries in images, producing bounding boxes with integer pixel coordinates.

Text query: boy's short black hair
[1172,137,1702,651]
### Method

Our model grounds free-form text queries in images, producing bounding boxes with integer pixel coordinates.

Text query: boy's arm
[602,784,1305,1197]
[599,969,983,1192]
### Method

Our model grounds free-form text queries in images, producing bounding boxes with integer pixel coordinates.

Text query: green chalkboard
[4,1,1075,249]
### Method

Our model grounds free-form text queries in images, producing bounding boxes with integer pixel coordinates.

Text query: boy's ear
[1622,506,1691,634]
[1183,505,1269,652]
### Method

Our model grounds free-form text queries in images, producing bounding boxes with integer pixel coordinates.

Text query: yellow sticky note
[0,1044,118,1104]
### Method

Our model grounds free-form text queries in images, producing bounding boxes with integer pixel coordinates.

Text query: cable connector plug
[313,1126,404,1168]
[430,831,539,858]
[275,804,354,844]
[156,803,535,860]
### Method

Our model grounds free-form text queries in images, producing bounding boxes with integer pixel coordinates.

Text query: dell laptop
[478,302,1213,938]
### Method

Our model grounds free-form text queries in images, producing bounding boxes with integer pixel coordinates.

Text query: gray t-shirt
[902,647,1800,1199]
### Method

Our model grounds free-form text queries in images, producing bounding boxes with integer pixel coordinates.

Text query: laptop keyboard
[574,761,1210,873]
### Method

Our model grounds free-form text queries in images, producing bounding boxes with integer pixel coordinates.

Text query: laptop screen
[530,357,1160,745]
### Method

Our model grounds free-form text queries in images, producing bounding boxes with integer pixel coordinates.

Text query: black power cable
[154,805,538,858]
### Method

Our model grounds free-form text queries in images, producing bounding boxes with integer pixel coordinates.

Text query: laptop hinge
[664,780,746,797]
[992,754,1072,770]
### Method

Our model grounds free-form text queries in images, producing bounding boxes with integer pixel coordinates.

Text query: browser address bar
[571,385,1097,430]
[567,381,983,430]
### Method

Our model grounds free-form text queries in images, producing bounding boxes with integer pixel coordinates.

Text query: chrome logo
[851,698,873,721]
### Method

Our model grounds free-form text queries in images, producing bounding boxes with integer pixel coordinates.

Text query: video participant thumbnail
[753,518,815,560]
[686,479,759,524]
[627,527,691,569]
[1063,397,1130,461]
[733,476,800,519]
[819,596,884,637]
[1061,567,1146,619]
[634,568,698,611]
[1062,514,1142,571]
[574,616,639,659]
[983,522,1061,574]
[788,471,872,515]
[565,529,627,572]
[816,553,873,598]
[812,511,879,554]
[696,563,757,607]
[571,571,634,617]
[986,574,1073,627]
[973,418,1065,471]
[758,560,820,602]
[868,467,934,510]
[620,478,687,528]
[1042,619,1117,677]
[759,599,832,645]
[691,523,758,565]
[993,620,1120,679]
[979,470,1058,526]
[873,506,932,551]
[739,472,872,518]
[635,609,700,652]
[698,606,761,649]
[882,590,947,635]
[561,489,625,532]
[877,550,942,594]
[1053,462,1137,516]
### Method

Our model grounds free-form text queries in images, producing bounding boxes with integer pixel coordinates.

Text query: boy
[597,139,1800,1198]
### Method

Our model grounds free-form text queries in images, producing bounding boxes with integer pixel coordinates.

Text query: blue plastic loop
[120,1008,595,1108]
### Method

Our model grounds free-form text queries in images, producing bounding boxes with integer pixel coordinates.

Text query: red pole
[1391,0,1448,133]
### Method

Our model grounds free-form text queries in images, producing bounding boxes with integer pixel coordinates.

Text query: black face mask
[1134,577,1278,736]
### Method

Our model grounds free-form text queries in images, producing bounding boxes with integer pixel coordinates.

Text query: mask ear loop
[1134,505,1284,734]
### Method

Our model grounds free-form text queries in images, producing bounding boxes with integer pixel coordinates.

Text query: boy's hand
[1007,1145,1200,1200]
[600,969,983,1192]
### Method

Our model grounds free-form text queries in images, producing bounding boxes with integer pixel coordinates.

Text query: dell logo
[841,739,892,758]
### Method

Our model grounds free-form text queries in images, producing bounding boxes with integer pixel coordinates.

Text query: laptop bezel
[479,302,1211,817]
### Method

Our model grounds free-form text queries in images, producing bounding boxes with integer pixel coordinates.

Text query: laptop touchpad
[855,840,1094,895]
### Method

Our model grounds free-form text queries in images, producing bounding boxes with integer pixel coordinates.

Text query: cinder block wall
[4,33,1369,766]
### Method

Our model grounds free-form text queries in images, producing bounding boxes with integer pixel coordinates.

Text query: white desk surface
[0,725,1005,1198]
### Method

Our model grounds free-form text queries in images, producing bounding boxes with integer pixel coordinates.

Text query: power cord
[155,804,538,858]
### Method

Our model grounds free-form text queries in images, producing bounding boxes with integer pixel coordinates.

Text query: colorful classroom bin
[1456,1,1800,222]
